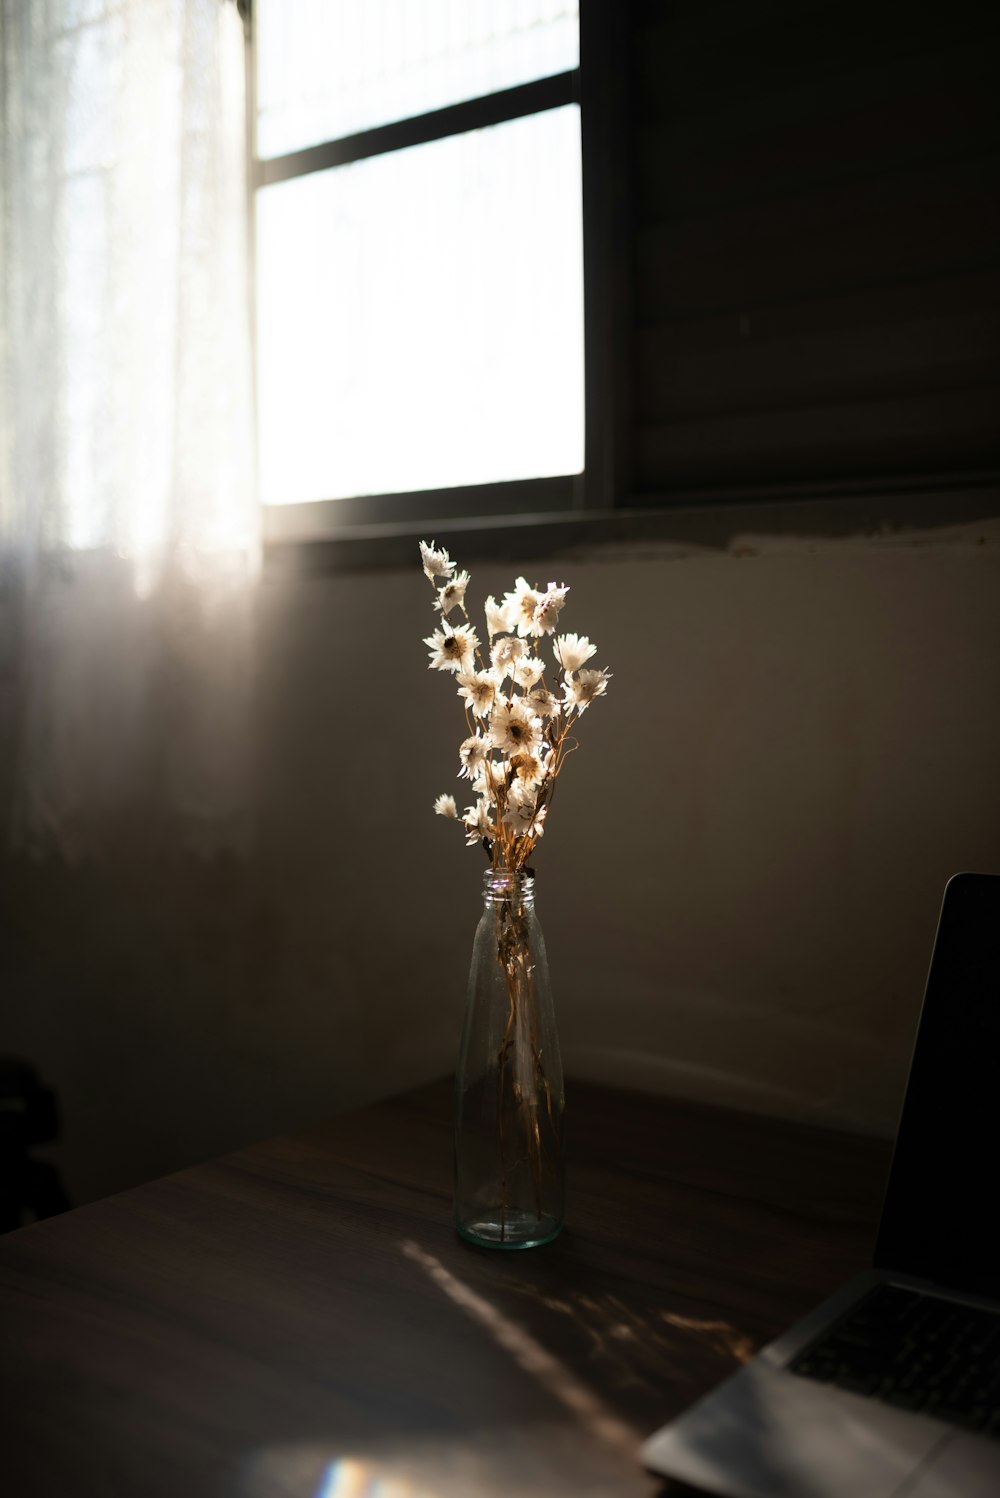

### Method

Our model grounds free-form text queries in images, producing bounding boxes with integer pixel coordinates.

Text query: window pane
[256,106,584,506]
[256,0,579,159]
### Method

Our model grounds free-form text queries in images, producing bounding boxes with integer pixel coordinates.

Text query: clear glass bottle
[454,867,565,1248]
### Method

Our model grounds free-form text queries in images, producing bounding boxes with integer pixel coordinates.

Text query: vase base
[456,1210,563,1250]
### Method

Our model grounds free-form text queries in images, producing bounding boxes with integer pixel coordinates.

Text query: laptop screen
[875,872,1000,1299]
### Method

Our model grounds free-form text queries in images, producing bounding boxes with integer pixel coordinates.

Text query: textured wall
[3,516,999,1207]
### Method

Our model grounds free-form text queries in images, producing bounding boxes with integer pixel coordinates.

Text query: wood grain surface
[0,1079,892,1498]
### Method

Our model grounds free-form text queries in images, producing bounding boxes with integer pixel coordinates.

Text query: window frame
[245,5,1000,571]
[247,1,630,552]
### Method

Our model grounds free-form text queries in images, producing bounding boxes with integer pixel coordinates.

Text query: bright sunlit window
[254,1,584,509]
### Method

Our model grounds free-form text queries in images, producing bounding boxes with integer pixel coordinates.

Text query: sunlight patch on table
[399,1239,638,1455]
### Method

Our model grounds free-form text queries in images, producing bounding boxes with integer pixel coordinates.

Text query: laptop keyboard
[790,1284,1000,1437]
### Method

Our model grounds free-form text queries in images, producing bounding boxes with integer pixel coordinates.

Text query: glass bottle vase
[454,867,565,1248]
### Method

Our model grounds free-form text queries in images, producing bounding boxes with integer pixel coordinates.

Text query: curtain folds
[0,0,259,858]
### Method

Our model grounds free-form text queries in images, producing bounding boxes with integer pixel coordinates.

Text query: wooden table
[0,1079,891,1498]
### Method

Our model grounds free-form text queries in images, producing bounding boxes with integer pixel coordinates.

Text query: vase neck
[482,867,535,907]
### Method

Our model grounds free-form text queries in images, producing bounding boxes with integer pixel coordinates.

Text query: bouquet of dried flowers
[419,540,611,866]
[419,540,611,1245]
[419,540,611,1246]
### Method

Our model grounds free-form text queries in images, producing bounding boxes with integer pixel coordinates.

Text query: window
[252,3,587,531]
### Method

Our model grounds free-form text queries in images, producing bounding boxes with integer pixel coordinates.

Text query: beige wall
[3,514,999,1206]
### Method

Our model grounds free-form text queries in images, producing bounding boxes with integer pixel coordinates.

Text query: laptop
[641,871,1000,1498]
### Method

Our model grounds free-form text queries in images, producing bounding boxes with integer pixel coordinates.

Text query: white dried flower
[532,582,569,636]
[512,655,546,690]
[424,622,479,674]
[458,734,489,779]
[463,798,495,846]
[503,783,548,839]
[490,634,527,678]
[503,577,544,638]
[484,595,514,638]
[489,698,543,755]
[456,668,499,717]
[525,687,561,719]
[563,667,612,714]
[433,793,458,818]
[436,569,470,615]
[419,540,455,581]
[554,632,597,673]
[508,748,548,789]
[472,756,506,800]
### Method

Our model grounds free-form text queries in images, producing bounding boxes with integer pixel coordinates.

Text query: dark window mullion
[255,69,579,189]
[580,0,632,510]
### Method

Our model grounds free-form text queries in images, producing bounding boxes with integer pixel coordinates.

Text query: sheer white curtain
[0,0,259,858]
